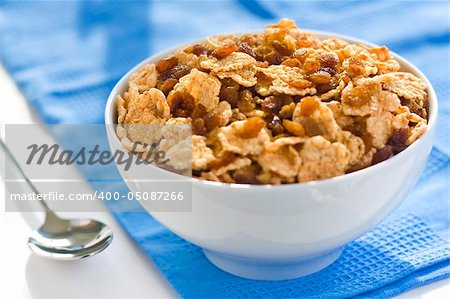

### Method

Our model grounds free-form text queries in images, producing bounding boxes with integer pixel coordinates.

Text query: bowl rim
[105,29,438,190]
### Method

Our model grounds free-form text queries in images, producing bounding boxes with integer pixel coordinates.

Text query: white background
[0,65,448,298]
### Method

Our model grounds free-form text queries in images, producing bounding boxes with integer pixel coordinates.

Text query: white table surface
[0,65,448,299]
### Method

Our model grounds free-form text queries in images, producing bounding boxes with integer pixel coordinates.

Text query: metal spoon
[1,138,113,260]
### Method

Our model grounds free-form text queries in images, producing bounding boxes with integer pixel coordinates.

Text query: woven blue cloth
[1,1,449,297]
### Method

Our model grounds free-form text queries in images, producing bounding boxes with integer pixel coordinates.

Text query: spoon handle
[0,138,52,213]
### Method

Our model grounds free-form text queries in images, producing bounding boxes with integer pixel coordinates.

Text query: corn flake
[336,131,365,166]
[366,107,393,149]
[320,79,346,101]
[218,119,270,155]
[256,65,316,96]
[129,63,158,92]
[341,81,379,116]
[326,101,355,129]
[213,157,252,176]
[265,136,306,152]
[407,122,427,145]
[116,95,127,124]
[192,135,214,170]
[200,52,257,87]
[293,97,340,140]
[165,138,193,170]
[168,68,221,111]
[374,72,428,101]
[257,145,301,178]
[174,50,199,70]
[298,136,350,182]
[124,88,170,124]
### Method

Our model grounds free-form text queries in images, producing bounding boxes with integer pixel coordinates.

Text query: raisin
[282,120,305,137]
[160,71,171,81]
[267,115,285,135]
[239,117,265,138]
[159,78,178,95]
[388,128,409,154]
[192,104,208,118]
[180,95,195,111]
[173,109,190,118]
[169,92,195,116]
[192,44,211,56]
[292,48,309,63]
[169,93,182,113]
[237,41,255,57]
[423,99,429,119]
[316,74,339,94]
[233,168,260,184]
[156,57,178,73]
[308,71,332,84]
[196,55,211,72]
[319,66,338,76]
[372,145,394,165]
[281,95,294,105]
[347,162,370,173]
[316,83,334,94]
[272,40,293,56]
[401,98,427,119]
[347,57,365,77]
[293,95,303,103]
[161,64,189,81]
[282,58,301,67]
[203,112,221,132]
[264,52,282,65]
[319,54,338,67]
[261,96,283,115]
[347,118,373,153]
[237,90,255,113]
[212,43,238,59]
[279,102,296,119]
[230,110,247,122]
[192,118,207,135]
[302,59,321,73]
[210,152,236,169]
[266,28,287,43]
[361,133,373,153]
[300,118,322,136]
[192,169,202,177]
[171,65,189,79]
[290,79,313,89]
[300,97,319,116]
[219,79,240,107]
[254,51,265,62]
[239,35,256,47]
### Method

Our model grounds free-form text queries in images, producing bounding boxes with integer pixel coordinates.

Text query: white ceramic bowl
[105,30,438,280]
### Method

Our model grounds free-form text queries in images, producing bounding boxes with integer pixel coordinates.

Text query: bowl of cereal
[105,19,437,280]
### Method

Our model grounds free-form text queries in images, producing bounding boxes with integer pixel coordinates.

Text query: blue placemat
[1,1,449,298]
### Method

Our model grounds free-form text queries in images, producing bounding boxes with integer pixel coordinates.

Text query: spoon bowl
[27,213,113,260]
[1,138,113,261]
